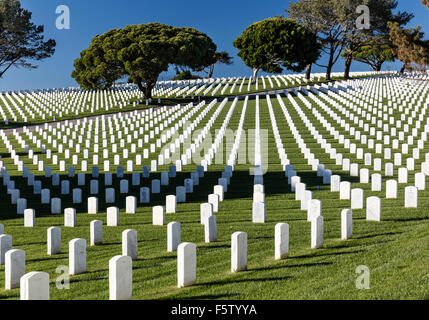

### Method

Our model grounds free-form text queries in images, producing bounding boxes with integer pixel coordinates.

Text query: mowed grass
[0,88,429,300]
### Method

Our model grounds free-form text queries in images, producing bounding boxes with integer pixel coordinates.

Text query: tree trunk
[375,60,384,72]
[344,54,353,79]
[208,64,214,78]
[399,63,406,74]
[305,64,312,80]
[252,68,259,84]
[137,81,155,100]
[326,47,334,81]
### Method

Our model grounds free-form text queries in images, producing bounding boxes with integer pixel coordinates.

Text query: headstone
[69,239,86,275]
[307,199,321,221]
[126,196,137,214]
[231,232,247,273]
[140,187,150,203]
[47,227,61,255]
[0,234,12,265]
[41,189,50,204]
[24,209,35,227]
[64,208,76,227]
[366,196,381,221]
[20,272,49,300]
[107,207,119,226]
[204,215,217,243]
[177,242,197,288]
[5,249,25,290]
[167,222,181,252]
[122,229,137,260]
[208,194,220,213]
[90,220,103,245]
[341,209,352,240]
[311,215,324,249]
[275,223,289,260]
[200,203,213,225]
[252,201,266,223]
[371,174,382,191]
[109,255,132,300]
[73,188,82,204]
[386,180,398,199]
[51,198,61,215]
[176,186,186,203]
[214,185,224,201]
[88,197,98,214]
[404,186,418,208]
[153,206,165,226]
[120,180,129,194]
[17,198,27,215]
[415,172,426,190]
[351,189,364,209]
[166,195,177,214]
[151,180,161,194]
[339,181,351,200]
[106,188,115,204]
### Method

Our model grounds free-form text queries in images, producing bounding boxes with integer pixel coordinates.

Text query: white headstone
[231,232,247,273]
[5,249,25,290]
[177,242,197,288]
[69,238,86,275]
[47,227,61,255]
[90,220,103,245]
[366,196,381,221]
[20,272,49,300]
[341,209,352,240]
[109,255,132,300]
[275,223,289,260]
[122,229,137,260]
[167,222,181,252]
[107,207,119,226]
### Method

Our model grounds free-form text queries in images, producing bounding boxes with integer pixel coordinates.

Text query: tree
[0,0,56,79]
[233,17,320,83]
[173,70,200,80]
[423,0,429,9]
[72,23,217,99]
[388,22,429,73]
[341,0,413,79]
[207,51,233,78]
[287,0,358,81]
[348,36,396,71]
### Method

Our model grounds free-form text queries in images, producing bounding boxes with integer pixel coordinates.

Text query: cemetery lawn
[1,89,429,300]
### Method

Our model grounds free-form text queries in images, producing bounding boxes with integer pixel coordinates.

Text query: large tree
[287,0,358,81]
[233,17,320,83]
[342,0,412,78]
[423,0,429,9]
[388,22,429,73]
[348,35,396,71]
[72,23,217,99]
[0,0,56,79]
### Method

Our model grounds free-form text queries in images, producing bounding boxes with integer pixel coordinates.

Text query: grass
[0,75,428,300]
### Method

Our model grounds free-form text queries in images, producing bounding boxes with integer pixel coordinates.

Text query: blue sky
[0,0,427,91]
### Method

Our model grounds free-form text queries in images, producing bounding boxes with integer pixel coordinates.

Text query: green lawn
[0,76,428,300]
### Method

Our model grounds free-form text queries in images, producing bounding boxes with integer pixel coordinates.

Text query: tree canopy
[388,22,429,73]
[0,0,56,78]
[72,23,217,99]
[348,35,396,71]
[233,17,320,82]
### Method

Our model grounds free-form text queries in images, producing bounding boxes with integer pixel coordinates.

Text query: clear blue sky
[0,0,427,91]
